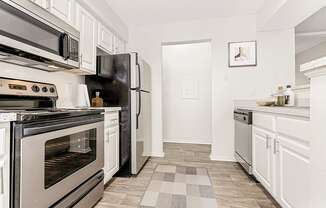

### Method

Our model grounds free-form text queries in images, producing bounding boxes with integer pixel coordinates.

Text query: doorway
[162,41,212,148]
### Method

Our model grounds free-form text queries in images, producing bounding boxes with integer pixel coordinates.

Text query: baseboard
[210,153,236,162]
[163,139,212,145]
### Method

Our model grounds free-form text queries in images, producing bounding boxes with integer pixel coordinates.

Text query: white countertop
[234,100,310,118]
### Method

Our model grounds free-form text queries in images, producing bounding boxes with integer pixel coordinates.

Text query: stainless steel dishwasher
[234,109,253,175]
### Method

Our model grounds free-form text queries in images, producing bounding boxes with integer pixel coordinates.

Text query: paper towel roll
[76,84,90,107]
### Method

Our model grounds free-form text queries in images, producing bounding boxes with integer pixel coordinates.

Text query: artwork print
[228,41,257,67]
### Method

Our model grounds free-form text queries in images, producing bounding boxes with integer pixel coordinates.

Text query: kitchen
[0,0,325,208]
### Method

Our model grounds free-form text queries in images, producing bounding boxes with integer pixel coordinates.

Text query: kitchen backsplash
[0,62,85,107]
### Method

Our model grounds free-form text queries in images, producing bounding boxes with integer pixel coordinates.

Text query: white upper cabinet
[46,0,76,27]
[98,23,114,54]
[114,36,126,54]
[76,3,97,74]
[30,0,46,8]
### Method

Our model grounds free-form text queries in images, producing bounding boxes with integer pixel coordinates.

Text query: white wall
[0,62,84,107]
[129,16,295,160]
[162,42,212,144]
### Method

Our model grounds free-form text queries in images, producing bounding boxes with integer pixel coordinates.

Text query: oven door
[18,119,104,208]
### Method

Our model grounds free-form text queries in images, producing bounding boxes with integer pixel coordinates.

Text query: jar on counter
[275,86,286,106]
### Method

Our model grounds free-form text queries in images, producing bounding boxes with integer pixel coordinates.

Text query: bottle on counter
[275,86,286,106]
[91,91,103,107]
[284,85,295,106]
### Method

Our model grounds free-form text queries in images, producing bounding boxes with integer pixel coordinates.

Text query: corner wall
[129,16,295,160]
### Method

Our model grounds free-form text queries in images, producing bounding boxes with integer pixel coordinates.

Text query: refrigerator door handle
[136,55,141,90]
[136,90,141,129]
[131,59,141,90]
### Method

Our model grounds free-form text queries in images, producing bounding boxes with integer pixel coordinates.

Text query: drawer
[108,126,119,135]
[276,116,310,143]
[253,113,275,132]
[105,112,119,128]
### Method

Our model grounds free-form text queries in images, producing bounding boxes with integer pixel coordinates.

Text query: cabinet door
[76,4,97,74]
[113,36,125,54]
[47,0,75,26]
[103,128,110,184]
[98,24,114,54]
[108,126,119,174]
[0,124,9,208]
[275,136,310,208]
[30,0,46,8]
[252,127,273,192]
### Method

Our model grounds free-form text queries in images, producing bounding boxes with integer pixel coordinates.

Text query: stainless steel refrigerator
[85,52,152,175]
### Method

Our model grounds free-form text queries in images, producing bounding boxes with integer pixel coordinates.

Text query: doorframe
[160,39,214,152]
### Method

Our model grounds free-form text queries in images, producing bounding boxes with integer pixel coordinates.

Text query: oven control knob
[49,87,56,93]
[32,85,40,92]
[42,87,48,93]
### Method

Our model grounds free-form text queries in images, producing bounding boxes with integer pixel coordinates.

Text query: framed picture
[228,41,257,67]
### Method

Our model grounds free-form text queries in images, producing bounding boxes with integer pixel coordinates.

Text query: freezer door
[131,90,151,174]
[130,53,139,89]
[130,53,151,92]
[139,59,151,92]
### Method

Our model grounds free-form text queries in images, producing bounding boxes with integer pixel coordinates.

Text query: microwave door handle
[61,33,70,60]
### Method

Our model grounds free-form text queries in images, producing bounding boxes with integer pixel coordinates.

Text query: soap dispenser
[91,91,103,107]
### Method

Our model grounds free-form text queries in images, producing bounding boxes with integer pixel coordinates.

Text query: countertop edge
[235,105,310,119]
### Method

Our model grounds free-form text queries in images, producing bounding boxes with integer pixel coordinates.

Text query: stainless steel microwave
[0,0,80,72]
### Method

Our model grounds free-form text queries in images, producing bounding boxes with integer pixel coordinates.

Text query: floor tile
[147,181,163,192]
[161,181,187,195]
[156,193,172,208]
[199,185,215,198]
[140,191,159,207]
[171,194,187,208]
[156,165,177,173]
[164,173,175,182]
[186,184,200,197]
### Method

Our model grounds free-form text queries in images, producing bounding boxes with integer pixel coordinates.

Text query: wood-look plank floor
[95,143,280,208]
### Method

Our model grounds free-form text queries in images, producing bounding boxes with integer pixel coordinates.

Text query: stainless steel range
[0,78,104,208]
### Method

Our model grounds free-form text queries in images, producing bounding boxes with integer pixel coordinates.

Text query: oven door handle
[22,116,104,137]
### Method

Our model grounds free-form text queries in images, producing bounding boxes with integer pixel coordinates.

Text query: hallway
[96,143,279,208]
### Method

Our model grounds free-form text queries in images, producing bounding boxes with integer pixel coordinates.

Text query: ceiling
[296,6,326,33]
[295,6,326,54]
[105,0,265,26]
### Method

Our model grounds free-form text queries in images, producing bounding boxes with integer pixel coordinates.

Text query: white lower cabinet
[0,123,10,208]
[275,135,310,208]
[104,111,120,184]
[252,113,310,208]
[252,127,274,193]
